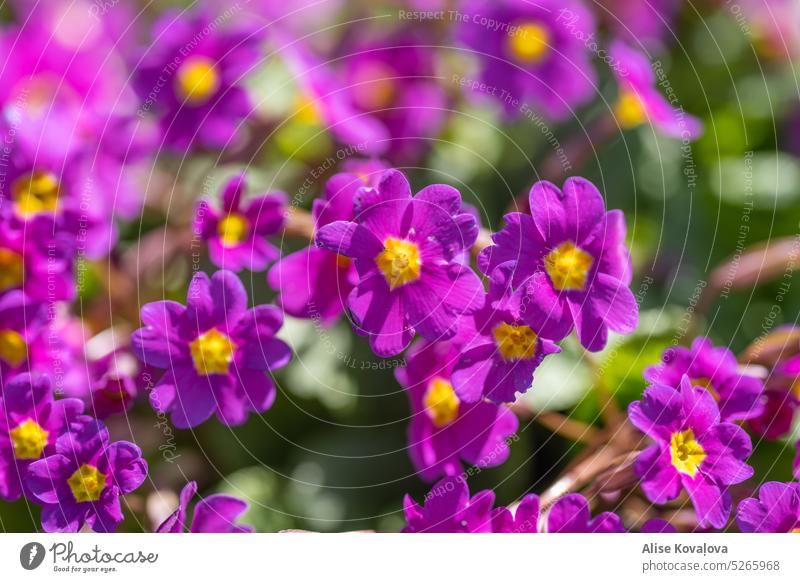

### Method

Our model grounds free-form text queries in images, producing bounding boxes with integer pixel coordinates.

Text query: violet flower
[132,270,292,428]
[737,482,800,533]
[157,481,253,533]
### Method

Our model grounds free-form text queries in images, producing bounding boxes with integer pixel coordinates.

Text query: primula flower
[0,214,75,302]
[0,374,85,501]
[737,482,800,533]
[479,177,637,351]
[134,9,265,150]
[268,172,364,325]
[596,0,681,48]
[157,481,253,533]
[87,350,139,420]
[492,493,625,533]
[194,174,286,272]
[401,476,496,532]
[132,270,292,428]
[628,377,754,529]
[644,337,766,423]
[610,42,703,140]
[27,420,147,532]
[340,29,449,162]
[278,32,389,156]
[396,339,518,481]
[452,264,560,404]
[456,0,597,119]
[315,170,484,357]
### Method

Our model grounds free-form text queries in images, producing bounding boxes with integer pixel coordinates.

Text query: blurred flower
[596,0,681,48]
[0,374,85,501]
[740,0,800,60]
[157,481,253,533]
[0,213,75,302]
[134,9,265,150]
[456,0,597,119]
[490,493,540,533]
[132,270,292,428]
[641,519,677,533]
[479,177,637,351]
[315,170,484,357]
[402,476,496,532]
[645,337,766,422]
[396,339,518,481]
[28,420,147,532]
[87,350,139,420]
[268,172,365,325]
[543,494,625,533]
[195,174,286,273]
[451,264,560,404]
[340,29,449,162]
[628,377,754,529]
[609,42,703,140]
[279,33,390,156]
[736,482,800,532]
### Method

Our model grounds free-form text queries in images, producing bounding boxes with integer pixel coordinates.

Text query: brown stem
[511,403,601,445]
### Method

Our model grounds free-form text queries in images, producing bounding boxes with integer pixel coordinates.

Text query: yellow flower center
[544,241,594,291]
[508,23,552,64]
[217,213,250,246]
[0,329,28,367]
[690,377,720,401]
[376,237,422,290]
[792,528,800,533]
[423,378,460,428]
[493,322,538,361]
[189,328,236,375]
[615,91,648,129]
[9,419,49,460]
[13,171,60,217]
[175,56,220,105]
[67,464,106,503]
[0,248,24,292]
[670,429,706,478]
[294,94,322,125]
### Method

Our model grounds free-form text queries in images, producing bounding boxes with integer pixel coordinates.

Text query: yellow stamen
[508,23,552,64]
[189,328,235,375]
[493,323,538,361]
[0,329,28,368]
[423,378,460,428]
[0,248,24,291]
[13,171,60,217]
[690,377,720,401]
[9,419,49,460]
[175,56,220,105]
[67,464,106,503]
[615,90,648,129]
[217,213,250,246]
[376,237,422,290]
[294,94,322,125]
[544,241,593,291]
[670,429,706,478]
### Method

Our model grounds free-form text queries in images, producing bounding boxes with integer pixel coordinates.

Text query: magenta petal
[40,502,84,533]
[192,495,252,533]
[562,177,607,244]
[684,476,730,529]
[315,221,382,259]
[451,344,496,403]
[529,181,567,242]
[347,274,413,357]
[170,375,217,429]
[27,455,73,504]
[636,445,682,504]
[522,272,574,341]
[100,442,147,493]
[589,273,638,335]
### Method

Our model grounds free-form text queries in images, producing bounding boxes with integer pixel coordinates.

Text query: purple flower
[596,0,681,48]
[641,518,677,533]
[134,9,265,150]
[0,213,75,302]
[544,494,625,533]
[315,170,484,357]
[451,264,560,404]
[396,339,518,482]
[27,420,147,532]
[737,482,800,533]
[0,374,85,501]
[492,492,625,533]
[268,172,364,325]
[157,481,253,533]
[610,42,703,140]
[645,337,766,422]
[278,33,389,156]
[340,29,449,162]
[628,377,754,529]
[479,177,637,351]
[131,270,292,428]
[402,476,496,532]
[456,0,597,119]
[195,175,287,272]
[87,350,139,420]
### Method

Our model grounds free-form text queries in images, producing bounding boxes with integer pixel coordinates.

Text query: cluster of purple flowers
[0,0,796,536]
